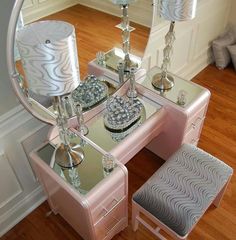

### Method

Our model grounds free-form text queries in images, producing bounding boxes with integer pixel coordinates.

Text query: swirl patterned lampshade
[111,0,136,4]
[16,20,80,96]
[160,0,197,21]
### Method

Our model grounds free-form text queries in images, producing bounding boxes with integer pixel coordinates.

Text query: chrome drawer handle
[105,216,120,236]
[104,197,123,217]
[192,117,202,129]
[101,197,124,218]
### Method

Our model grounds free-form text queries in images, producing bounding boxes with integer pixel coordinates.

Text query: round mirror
[7,0,153,124]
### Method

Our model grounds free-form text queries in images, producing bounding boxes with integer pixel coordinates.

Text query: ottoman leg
[132,200,140,231]
[213,177,231,207]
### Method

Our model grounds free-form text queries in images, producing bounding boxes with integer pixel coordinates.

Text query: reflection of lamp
[16,20,84,168]
[152,0,197,90]
[112,0,136,72]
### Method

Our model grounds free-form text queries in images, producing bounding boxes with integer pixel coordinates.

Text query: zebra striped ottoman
[132,144,233,240]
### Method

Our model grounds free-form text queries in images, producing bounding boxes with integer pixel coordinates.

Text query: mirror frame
[7,0,154,126]
[7,0,56,125]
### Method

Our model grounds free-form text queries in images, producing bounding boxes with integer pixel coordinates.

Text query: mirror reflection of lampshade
[160,0,197,21]
[16,20,80,97]
[111,0,136,4]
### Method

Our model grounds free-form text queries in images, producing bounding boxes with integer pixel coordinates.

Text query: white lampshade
[16,20,80,96]
[111,0,136,4]
[160,0,197,21]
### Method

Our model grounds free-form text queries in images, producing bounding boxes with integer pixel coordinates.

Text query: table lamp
[152,0,197,90]
[16,20,84,168]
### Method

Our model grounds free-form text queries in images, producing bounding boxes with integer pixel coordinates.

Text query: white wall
[76,0,153,27]
[143,0,232,80]
[229,0,236,25]
[0,0,68,236]
[22,0,78,23]
[0,0,19,116]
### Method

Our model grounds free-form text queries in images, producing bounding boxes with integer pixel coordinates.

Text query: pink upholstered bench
[132,144,233,240]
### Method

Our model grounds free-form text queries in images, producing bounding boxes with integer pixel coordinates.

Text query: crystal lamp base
[152,73,174,91]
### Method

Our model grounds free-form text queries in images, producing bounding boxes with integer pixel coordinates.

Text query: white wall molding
[22,0,78,24]
[0,105,33,138]
[0,151,23,209]
[0,186,46,237]
[0,104,49,237]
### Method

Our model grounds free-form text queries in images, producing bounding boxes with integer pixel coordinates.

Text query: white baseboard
[0,186,46,237]
[177,48,214,80]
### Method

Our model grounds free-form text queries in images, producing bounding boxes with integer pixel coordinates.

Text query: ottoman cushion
[133,144,233,237]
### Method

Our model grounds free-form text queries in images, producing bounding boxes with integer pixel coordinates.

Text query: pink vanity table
[29,63,210,240]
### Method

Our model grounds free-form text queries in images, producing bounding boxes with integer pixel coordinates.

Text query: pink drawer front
[185,105,206,134]
[94,198,126,239]
[183,122,202,145]
[91,184,125,224]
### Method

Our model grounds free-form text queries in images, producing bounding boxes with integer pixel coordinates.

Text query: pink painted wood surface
[136,82,211,160]
[110,107,167,164]
[30,143,128,240]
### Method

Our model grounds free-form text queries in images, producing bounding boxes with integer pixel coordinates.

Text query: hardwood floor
[40,4,150,78]
[3,4,236,240]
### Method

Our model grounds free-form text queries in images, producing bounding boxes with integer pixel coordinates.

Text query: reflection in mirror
[139,66,205,108]
[14,0,152,119]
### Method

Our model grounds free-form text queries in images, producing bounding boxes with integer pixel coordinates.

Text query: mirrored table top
[35,94,162,196]
[85,95,162,151]
[36,137,116,196]
[139,66,205,108]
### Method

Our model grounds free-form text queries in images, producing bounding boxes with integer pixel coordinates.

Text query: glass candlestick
[75,103,89,136]
[121,4,132,72]
[117,60,125,84]
[96,51,106,67]
[102,153,115,176]
[127,66,138,99]
[177,90,188,106]
[61,95,74,118]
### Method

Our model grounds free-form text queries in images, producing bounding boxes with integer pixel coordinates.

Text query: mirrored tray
[36,135,117,195]
[105,48,141,73]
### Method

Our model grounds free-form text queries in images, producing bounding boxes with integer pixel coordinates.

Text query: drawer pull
[191,117,202,129]
[105,216,120,236]
[102,197,124,218]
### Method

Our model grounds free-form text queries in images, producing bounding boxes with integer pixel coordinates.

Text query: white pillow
[212,30,236,69]
[227,44,236,71]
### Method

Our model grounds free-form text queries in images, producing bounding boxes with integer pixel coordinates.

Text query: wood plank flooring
[3,4,236,240]
[40,4,150,78]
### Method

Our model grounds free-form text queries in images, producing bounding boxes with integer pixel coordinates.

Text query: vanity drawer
[94,198,126,240]
[91,184,126,224]
[183,124,202,145]
[185,105,206,134]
